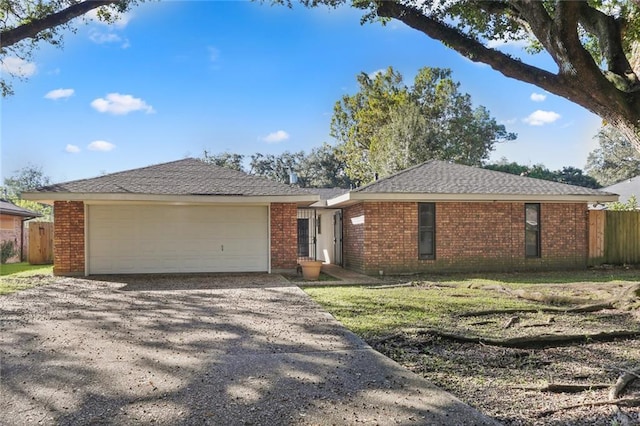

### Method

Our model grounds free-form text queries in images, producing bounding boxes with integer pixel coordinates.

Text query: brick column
[270,203,298,270]
[53,201,85,276]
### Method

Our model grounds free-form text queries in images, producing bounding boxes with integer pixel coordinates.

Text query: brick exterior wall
[1,214,23,263]
[342,201,588,275]
[53,201,85,276]
[270,203,298,269]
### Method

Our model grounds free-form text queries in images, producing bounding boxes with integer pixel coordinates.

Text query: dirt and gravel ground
[368,281,640,426]
[0,274,496,426]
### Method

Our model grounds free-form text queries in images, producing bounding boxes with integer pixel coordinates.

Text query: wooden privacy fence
[589,210,640,264]
[29,222,53,264]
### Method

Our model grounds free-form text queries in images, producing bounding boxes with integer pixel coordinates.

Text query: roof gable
[32,158,312,197]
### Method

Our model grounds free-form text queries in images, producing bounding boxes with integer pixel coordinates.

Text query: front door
[297,218,310,258]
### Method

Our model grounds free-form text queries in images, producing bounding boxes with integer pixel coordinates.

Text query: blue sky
[1,1,602,184]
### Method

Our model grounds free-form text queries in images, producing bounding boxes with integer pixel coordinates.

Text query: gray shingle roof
[602,176,639,204]
[353,160,615,197]
[0,200,41,217]
[35,158,311,197]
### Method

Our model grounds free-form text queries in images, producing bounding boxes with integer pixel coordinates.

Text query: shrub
[1,240,17,264]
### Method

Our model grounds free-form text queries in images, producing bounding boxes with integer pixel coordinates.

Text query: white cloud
[367,69,386,79]
[486,38,529,49]
[91,93,154,115]
[45,88,74,100]
[89,30,130,48]
[0,57,36,77]
[262,130,290,143]
[86,9,132,28]
[523,110,561,126]
[87,140,116,152]
[65,144,81,153]
[530,92,547,102]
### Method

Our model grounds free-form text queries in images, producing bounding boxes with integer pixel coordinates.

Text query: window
[525,203,540,258]
[419,203,435,259]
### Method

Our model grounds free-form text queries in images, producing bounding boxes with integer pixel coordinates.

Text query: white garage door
[87,205,269,274]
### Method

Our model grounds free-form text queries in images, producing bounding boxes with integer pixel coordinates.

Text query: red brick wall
[343,204,365,272]
[53,201,85,276]
[342,201,588,275]
[270,203,298,269]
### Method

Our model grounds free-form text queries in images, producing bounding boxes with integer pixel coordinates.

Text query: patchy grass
[303,284,550,338]
[0,263,53,295]
[303,269,640,425]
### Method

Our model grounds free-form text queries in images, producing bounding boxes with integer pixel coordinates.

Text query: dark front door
[297,218,310,258]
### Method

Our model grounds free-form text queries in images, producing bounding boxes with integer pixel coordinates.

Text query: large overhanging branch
[376,2,567,97]
[1,0,121,48]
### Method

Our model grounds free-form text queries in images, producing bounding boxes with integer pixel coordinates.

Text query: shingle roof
[0,200,41,218]
[34,158,312,197]
[353,160,615,197]
[602,176,640,204]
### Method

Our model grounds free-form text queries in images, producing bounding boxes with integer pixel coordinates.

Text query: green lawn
[0,262,53,276]
[0,263,53,295]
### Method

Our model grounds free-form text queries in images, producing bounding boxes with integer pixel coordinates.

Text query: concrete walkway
[0,275,498,425]
[320,264,382,285]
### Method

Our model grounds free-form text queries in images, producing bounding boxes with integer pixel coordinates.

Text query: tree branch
[1,0,121,48]
[376,2,566,97]
[576,2,639,89]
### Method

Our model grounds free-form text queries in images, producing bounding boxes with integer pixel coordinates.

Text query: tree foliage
[202,151,245,171]
[332,66,515,184]
[1,164,53,220]
[202,144,352,188]
[287,0,640,153]
[586,126,640,186]
[607,194,639,211]
[0,0,139,96]
[485,160,600,189]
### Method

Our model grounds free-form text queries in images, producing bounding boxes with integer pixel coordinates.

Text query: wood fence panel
[29,222,53,265]
[588,210,606,262]
[603,211,640,264]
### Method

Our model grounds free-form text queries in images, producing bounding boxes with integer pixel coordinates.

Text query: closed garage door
[87,205,269,274]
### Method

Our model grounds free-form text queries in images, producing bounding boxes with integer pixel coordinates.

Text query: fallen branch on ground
[609,366,640,426]
[537,397,640,417]
[513,383,610,393]
[414,328,640,349]
[458,302,614,317]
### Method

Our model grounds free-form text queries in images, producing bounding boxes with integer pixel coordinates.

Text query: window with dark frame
[418,203,435,259]
[525,203,541,258]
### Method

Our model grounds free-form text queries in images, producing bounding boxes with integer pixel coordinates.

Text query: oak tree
[332,66,515,183]
[289,0,640,154]
[0,0,139,95]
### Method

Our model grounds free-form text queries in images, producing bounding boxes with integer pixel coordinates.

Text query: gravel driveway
[1,274,496,425]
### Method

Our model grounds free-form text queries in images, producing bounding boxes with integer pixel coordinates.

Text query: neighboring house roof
[0,199,41,218]
[601,176,640,204]
[23,158,318,204]
[327,160,618,206]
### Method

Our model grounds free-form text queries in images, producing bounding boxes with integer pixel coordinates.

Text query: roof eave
[22,192,319,205]
[326,192,619,207]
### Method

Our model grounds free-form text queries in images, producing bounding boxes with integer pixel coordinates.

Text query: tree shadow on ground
[0,278,494,425]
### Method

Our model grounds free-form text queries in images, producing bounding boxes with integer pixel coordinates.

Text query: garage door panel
[88,205,269,274]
